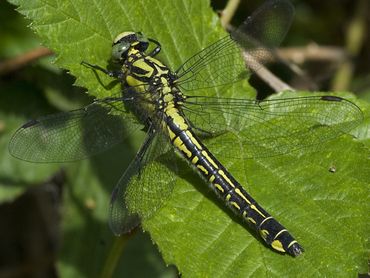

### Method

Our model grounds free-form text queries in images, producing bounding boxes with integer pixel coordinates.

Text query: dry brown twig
[0,47,53,75]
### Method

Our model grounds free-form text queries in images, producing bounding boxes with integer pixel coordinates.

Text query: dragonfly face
[112,32,150,62]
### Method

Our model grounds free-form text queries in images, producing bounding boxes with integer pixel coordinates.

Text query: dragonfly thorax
[113,32,180,111]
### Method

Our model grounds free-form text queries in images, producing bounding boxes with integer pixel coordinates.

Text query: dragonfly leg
[81,61,124,79]
[147,38,161,57]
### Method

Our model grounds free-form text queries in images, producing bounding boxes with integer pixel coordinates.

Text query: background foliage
[0,0,369,277]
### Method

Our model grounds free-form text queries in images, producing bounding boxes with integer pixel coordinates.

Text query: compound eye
[112,41,130,61]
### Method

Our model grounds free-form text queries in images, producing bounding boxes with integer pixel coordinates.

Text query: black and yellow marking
[106,31,305,256]
[9,1,364,259]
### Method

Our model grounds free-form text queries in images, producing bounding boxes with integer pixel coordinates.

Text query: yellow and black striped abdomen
[122,44,303,256]
[165,107,303,256]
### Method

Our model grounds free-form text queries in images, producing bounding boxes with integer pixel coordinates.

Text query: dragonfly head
[112,31,149,63]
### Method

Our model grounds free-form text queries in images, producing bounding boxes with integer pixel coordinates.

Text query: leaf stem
[99,234,132,278]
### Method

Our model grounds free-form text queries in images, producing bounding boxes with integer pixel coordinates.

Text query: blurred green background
[0,0,369,277]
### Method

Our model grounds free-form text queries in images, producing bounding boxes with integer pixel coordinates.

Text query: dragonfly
[8,0,363,256]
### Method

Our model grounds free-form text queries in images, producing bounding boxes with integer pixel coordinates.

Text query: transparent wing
[8,95,141,162]
[175,0,294,91]
[109,125,177,235]
[182,95,363,159]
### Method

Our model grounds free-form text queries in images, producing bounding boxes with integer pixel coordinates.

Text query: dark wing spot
[21,119,39,129]
[320,96,343,102]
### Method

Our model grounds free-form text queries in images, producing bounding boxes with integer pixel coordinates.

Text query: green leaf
[6,0,370,277]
